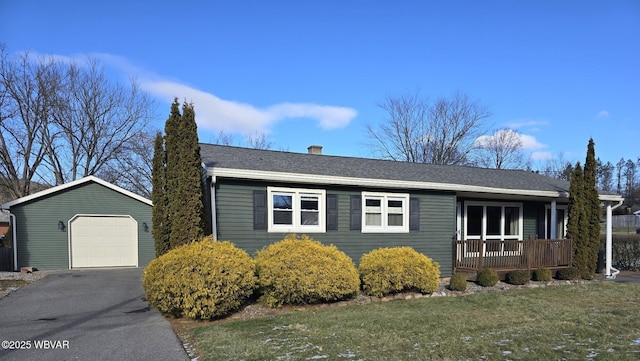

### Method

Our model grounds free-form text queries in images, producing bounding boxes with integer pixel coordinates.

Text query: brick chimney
[307,145,323,155]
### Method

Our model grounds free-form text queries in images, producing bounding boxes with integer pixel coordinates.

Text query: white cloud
[142,80,357,134]
[506,119,549,132]
[530,151,554,161]
[475,129,547,151]
[596,110,609,119]
[31,52,358,134]
[518,134,546,150]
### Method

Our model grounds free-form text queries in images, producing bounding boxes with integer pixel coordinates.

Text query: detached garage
[0,176,154,271]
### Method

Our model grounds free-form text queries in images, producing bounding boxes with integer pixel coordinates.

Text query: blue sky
[2,1,638,167]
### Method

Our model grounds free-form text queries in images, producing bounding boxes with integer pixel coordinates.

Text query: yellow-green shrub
[359,247,440,297]
[477,268,499,287]
[449,273,468,291]
[534,267,553,282]
[142,236,257,319]
[255,234,360,307]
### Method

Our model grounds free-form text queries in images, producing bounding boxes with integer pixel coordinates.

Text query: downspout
[606,200,624,279]
[210,176,217,240]
[5,211,18,272]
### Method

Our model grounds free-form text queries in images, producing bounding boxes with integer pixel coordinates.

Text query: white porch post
[550,200,557,239]
[605,201,613,277]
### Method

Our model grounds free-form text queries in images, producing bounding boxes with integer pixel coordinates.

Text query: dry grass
[178,282,640,360]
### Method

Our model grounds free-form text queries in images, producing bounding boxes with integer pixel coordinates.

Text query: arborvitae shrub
[255,234,360,307]
[359,247,440,297]
[533,268,553,282]
[506,270,531,285]
[477,268,499,287]
[556,267,580,280]
[449,273,467,291]
[142,237,257,320]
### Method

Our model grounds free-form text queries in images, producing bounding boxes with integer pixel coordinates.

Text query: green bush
[533,268,552,282]
[142,237,257,320]
[581,270,596,280]
[449,273,467,291]
[477,268,499,287]
[255,234,360,307]
[506,270,531,285]
[606,234,640,271]
[359,247,440,297]
[556,267,580,280]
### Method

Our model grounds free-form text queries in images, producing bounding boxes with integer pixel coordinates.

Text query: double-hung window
[361,192,409,233]
[268,187,325,233]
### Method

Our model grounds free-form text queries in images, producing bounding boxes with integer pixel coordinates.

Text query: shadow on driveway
[0,268,189,361]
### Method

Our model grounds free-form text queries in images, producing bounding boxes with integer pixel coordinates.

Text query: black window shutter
[409,197,420,231]
[350,195,361,230]
[253,190,267,230]
[326,194,338,231]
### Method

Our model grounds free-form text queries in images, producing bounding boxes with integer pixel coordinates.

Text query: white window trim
[544,204,568,239]
[463,201,524,241]
[267,187,326,233]
[361,192,410,233]
[462,201,524,257]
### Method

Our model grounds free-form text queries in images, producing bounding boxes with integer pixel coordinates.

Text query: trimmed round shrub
[477,268,499,287]
[142,237,257,320]
[506,270,531,285]
[533,268,553,282]
[581,270,596,280]
[449,273,467,291]
[255,234,360,307]
[556,267,580,280]
[359,247,440,297]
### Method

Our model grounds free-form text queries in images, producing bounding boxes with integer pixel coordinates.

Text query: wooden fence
[612,215,640,229]
[453,238,572,272]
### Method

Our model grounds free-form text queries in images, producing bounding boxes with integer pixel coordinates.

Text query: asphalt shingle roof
[200,143,577,195]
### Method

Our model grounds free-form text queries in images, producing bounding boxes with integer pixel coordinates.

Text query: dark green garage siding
[11,182,154,270]
[215,180,457,276]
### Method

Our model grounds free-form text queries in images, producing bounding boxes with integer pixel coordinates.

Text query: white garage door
[70,216,138,268]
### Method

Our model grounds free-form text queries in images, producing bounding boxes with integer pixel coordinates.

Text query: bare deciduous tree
[213,130,274,150]
[99,130,156,198]
[0,47,60,200]
[244,131,273,150]
[366,91,490,165]
[45,59,155,185]
[0,46,156,199]
[534,153,573,181]
[473,128,526,169]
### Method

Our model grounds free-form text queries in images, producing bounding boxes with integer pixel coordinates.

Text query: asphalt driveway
[0,268,189,361]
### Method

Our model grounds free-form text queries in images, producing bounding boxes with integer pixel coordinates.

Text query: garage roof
[0,176,152,208]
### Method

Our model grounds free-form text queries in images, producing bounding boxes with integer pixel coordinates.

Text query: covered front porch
[453,192,624,279]
[453,238,572,279]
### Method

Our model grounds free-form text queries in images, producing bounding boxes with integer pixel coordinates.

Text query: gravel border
[0,270,54,300]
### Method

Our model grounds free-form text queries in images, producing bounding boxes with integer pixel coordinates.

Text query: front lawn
[178,282,640,360]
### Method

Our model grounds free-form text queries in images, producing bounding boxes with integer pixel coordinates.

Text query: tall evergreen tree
[151,131,170,256]
[567,139,604,279]
[567,163,588,275]
[582,138,601,279]
[165,100,204,248]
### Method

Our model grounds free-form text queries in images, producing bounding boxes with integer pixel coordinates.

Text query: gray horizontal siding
[215,180,457,276]
[11,182,153,270]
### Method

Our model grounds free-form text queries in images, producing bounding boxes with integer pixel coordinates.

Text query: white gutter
[207,167,572,199]
[605,199,624,279]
